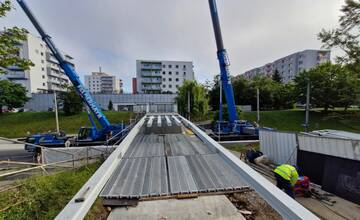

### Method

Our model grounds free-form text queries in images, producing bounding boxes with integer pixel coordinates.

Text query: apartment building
[243,50,331,83]
[136,60,195,94]
[0,33,74,93]
[85,71,123,94]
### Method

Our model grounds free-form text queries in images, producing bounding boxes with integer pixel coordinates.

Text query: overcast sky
[2,0,344,92]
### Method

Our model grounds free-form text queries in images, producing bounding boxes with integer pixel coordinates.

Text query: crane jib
[77,86,103,120]
[16,0,111,129]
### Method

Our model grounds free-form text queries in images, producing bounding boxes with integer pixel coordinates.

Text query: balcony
[141,71,161,77]
[5,72,27,79]
[141,78,162,84]
[142,85,161,90]
[141,63,162,70]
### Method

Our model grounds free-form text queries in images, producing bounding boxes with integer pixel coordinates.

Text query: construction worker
[273,164,299,198]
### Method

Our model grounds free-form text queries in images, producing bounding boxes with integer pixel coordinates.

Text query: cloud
[1,0,344,92]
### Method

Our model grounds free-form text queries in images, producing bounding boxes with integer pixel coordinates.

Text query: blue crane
[208,0,258,136]
[17,0,125,148]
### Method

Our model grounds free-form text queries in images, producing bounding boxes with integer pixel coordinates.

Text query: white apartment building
[85,72,123,94]
[0,33,73,93]
[243,50,331,83]
[136,60,195,94]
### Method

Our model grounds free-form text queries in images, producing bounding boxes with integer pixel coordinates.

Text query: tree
[0,0,33,74]
[250,76,278,110]
[60,87,83,115]
[0,80,28,113]
[108,100,113,111]
[272,83,295,110]
[176,80,209,119]
[294,62,358,111]
[209,74,296,112]
[318,0,360,66]
[208,75,221,111]
[317,0,360,108]
[272,69,282,83]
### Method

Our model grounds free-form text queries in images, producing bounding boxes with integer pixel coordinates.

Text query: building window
[175,78,179,82]
[183,72,186,75]
[176,85,179,88]
[162,71,166,75]
[162,65,166,68]
[41,52,44,56]
[176,65,179,68]
[42,67,45,71]
[163,78,166,82]
[169,71,172,75]
[41,60,44,64]
[168,65,172,68]
[183,65,186,69]
[169,78,172,81]
[42,75,45,79]
[176,72,179,75]
[163,84,166,88]
[42,83,46,86]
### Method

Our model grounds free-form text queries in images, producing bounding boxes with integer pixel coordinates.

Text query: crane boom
[16,0,111,129]
[208,0,238,123]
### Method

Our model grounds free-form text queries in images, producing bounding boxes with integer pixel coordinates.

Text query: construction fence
[259,129,360,204]
[42,146,116,165]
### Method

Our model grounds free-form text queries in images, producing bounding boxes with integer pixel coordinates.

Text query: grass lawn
[0,162,101,220]
[0,111,134,138]
[239,110,360,133]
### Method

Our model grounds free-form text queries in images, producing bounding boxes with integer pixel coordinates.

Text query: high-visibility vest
[274,164,299,186]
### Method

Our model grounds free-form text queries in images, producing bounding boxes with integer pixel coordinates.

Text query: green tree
[0,0,33,74]
[294,62,358,111]
[208,75,221,111]
[60,87,83,115]
[176,80,209,119]
[0,80,28,113]
[209,74,296,112]
[250,76,277,110]
[272,69,282,83]
[108,100,113,111]
[318,0,360,65]
[232,75,255,107]
[272,83,295,110]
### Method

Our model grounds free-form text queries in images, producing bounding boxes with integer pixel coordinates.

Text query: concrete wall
[24,93,178,113]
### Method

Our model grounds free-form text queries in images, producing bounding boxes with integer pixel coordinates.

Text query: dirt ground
[227,191,282,220]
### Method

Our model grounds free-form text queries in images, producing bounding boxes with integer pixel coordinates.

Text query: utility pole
[188,90,191,121]
[257,88,260,123]
[304,81,311,132]
[54,92,60,134]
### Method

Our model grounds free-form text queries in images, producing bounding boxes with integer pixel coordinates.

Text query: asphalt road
[0,140,35,162]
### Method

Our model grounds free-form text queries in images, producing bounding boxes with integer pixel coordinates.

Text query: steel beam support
[157,115,162,127]
[179,115,319,220]
[171,115,181,125]
[164,115,172,126]
[147,116,154,127]
[55,116,146,220]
